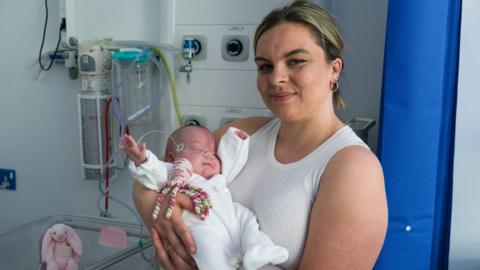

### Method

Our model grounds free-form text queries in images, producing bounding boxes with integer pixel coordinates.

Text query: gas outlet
[182,35,207,61]
[222,35,249,62]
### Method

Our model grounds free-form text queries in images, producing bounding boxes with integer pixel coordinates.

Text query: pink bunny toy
[41,223,82,270]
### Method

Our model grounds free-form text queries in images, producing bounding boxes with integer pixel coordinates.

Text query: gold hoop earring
[330,81,339,93]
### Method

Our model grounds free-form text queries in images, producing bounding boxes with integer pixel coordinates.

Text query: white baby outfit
[129,127,288,270]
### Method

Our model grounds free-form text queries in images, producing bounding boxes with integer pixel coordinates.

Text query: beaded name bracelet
[152,158,213,221]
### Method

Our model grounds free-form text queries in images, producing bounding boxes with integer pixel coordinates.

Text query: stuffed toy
[41,223,82,270]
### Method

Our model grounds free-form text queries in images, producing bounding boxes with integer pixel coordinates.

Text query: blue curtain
[375,0,461,269]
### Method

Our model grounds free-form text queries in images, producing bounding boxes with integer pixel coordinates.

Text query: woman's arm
[299,146,388,270]
[132,181,158,229]
[132,181,197,269]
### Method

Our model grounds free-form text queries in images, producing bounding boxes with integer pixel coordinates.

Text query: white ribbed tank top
[228,118,368,269]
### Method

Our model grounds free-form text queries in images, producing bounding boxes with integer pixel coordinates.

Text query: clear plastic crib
[0,215,158,270]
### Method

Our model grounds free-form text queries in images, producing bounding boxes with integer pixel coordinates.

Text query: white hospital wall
[173,0,292,131]
[449,0,480,269]
[0,0,140,231]
[329,0,388,152]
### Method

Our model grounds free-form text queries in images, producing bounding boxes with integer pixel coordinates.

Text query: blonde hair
[254,0,345,108]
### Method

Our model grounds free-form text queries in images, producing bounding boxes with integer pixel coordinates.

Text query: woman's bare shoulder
[213,116,272,143]
[321,145,384,196]
[299,145,387,268]
[329,145,382,175]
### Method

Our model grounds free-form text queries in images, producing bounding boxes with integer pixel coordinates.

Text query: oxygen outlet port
[181,35,207,61]
[222,35,249,62]
[226,39,243,56]
[185,119,200,126]
[192,39,202,56]
[183,115,207,127]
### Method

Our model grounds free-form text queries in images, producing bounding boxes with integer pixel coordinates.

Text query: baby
[121,125,288,270]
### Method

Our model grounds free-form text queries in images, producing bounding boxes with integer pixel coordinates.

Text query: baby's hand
[119,134,147,166]
[234,129,248,140]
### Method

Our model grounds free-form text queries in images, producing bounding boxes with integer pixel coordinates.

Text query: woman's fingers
[158,226,196,269]
[173,218,196,253]
[150,229,175,270]
[173,194,196,253]
[164,222,192,262]
[153,196,195,265]
[151,193,198,269]
[169,247,198,270]
[163,207,193,261]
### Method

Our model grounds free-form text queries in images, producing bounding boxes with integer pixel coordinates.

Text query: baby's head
[165,125,221,179]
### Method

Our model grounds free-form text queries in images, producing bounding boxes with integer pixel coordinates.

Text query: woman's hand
[131,178,198,268]
[151,193,198,270]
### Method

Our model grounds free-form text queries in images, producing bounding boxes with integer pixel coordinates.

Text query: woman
[133,0,388,269]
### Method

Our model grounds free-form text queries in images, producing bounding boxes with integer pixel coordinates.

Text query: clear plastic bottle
[112,49,153,124]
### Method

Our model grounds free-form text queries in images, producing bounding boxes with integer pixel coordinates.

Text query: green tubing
[151,47,183,126]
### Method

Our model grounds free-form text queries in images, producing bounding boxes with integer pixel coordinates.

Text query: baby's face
[174,129,221,179]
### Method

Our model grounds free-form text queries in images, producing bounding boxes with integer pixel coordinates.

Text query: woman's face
[255,22,342,122]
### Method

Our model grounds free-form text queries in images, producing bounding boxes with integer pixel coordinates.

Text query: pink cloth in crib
[98,226,128,249]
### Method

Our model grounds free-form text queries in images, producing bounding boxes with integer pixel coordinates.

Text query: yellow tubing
[150,47,183,126]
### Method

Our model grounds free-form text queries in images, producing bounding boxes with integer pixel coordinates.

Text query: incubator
[0,215,157,270]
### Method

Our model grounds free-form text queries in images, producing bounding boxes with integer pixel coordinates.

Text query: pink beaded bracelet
[152,158,213,221]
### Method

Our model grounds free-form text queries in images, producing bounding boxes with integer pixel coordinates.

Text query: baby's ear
[165,152,175,162]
